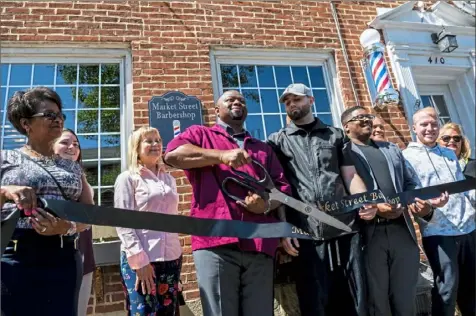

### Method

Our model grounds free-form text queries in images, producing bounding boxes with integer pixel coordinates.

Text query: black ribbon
[1,178,475,257]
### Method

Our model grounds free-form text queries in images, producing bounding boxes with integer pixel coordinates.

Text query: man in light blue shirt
[403,107,475,316]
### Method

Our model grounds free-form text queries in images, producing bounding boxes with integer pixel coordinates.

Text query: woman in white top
[114,126,182,316]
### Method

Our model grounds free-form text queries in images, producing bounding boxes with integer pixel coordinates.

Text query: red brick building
[1,1,474,315]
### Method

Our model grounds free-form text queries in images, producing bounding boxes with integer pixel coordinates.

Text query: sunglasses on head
[30,112,66,121]
[441,135,462,143]
[346,114,375,124]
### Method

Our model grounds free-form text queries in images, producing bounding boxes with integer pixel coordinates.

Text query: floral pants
[120,252,182,316]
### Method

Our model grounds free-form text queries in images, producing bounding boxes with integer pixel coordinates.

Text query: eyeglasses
[440,135,462,143]
[30,112,66,121]
[345,114,375,124]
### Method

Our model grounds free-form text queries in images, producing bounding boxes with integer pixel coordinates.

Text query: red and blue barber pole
[360,29,399,109]
[173,120,181,137]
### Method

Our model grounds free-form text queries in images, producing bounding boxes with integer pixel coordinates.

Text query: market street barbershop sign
[148,91,203,149]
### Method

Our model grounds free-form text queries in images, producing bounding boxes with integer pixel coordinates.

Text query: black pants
[1,236,82,316]
[363,219,420,316]
[295,233,367,316]
[423,230,476,316]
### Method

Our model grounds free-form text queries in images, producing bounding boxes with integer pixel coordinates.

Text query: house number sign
[428,57,445,64]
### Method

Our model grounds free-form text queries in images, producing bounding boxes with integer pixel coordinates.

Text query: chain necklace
[23,144,57,162]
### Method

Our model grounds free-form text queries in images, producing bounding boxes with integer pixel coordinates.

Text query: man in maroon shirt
[164,90,291,316]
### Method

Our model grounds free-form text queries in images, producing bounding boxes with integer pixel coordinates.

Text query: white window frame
[209,48,345,130]
[1,47,133,203]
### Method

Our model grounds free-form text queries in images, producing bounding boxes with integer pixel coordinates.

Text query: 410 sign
[428,56,445,64]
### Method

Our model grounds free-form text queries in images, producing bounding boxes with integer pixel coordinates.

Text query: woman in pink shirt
[114,126,182,316]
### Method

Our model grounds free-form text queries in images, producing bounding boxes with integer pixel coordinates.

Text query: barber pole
[369,51,391,94]
[360,28,399,109]
[173,120,181,137]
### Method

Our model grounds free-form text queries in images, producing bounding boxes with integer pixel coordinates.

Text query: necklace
[23,145,57,161]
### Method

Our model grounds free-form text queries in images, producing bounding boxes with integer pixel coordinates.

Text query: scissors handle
[230,159,272,188]
[222,177,268,203]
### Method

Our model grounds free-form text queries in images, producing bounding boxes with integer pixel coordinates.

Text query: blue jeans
[120,252,182,316]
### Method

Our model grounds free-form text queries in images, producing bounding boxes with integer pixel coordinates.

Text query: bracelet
[65,221,77,236]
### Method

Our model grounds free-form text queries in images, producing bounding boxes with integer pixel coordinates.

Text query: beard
[287,105,311,121]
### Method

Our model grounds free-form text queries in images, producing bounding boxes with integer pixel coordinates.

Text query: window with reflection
[219,64,334,140]
[420,95,451,125]
[1,63,122,206]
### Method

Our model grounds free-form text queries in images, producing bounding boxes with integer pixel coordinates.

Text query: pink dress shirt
[114,167,182,269]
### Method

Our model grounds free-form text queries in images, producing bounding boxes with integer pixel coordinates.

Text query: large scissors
[222,160,352,232]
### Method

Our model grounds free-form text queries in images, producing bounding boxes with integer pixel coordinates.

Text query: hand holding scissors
[222,160,352,232]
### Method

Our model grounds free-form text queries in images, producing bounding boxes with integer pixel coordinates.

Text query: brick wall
[2,1,421,313]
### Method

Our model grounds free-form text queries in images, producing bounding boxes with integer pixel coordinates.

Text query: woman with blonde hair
[438,122,474,177]
[114,126,182,316]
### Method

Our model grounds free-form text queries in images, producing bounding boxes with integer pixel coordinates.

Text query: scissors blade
[271,191,352,232]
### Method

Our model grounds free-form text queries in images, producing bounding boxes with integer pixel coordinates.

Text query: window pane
[56,87,77,110]
[313,90,331,113]
[78,110,99,133]
[291,66,309,87]
[282,115,288,127]
[63,110,76,131]
[431,95,450,117]
[260,90,279,113]
[101,160,121,186]
[100,188,115,207]
[83,161,98,186]
[1,88,6,109]
[79,65,99,85]
[246,115,264,140]
[420,95,432,107]
[264,115,282,138]
[274,66,292,88]
[309,66,325,88]
[318,114,333,125]
[257,66,275,88]
[79,135,98,160]
[221,65,238,88]
[101,87,120,108]
[33,64,55,85]
[56,64,77,85]
[10,64,32,86]
[238,65,257,88]
[101,64,120,84]
[1,64,9,86]
[100,135,121,159]
[242,90,261,113]
[78,87,99,109]
[100,110,120,133]
[278,88,287,113]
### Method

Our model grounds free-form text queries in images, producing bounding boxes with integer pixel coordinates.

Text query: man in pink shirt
[164,90,291,316]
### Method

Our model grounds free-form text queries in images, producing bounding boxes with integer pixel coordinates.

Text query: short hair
[438,122,472,160]
[340,105,366,125]
[412,107,438,124]
[127,126,162,174]
[7,86,63,135]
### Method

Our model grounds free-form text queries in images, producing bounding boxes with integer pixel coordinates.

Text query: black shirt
[355,142,396,197]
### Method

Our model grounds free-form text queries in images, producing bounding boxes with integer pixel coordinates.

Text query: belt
[373,215,406,225]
